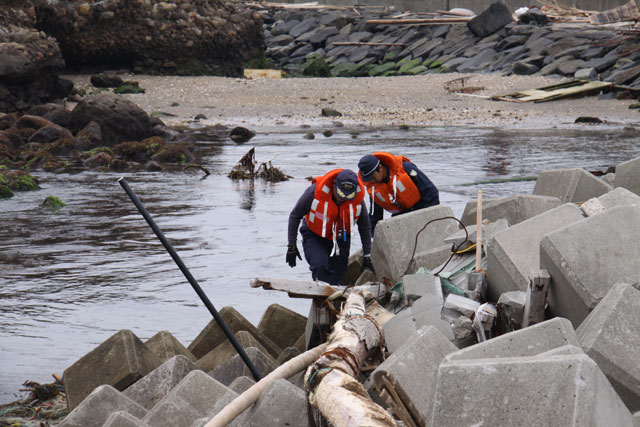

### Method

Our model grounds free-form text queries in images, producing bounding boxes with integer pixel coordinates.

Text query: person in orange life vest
[357,152,439,233]
[286,169,374,286]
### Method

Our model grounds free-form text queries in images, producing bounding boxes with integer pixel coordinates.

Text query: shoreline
[65,73,640,133]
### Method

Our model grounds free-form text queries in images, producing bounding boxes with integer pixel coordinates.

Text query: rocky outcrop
[0,2,72,113]
[34,0,266,76]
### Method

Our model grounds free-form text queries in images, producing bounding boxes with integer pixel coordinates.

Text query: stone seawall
[258,3,640,94]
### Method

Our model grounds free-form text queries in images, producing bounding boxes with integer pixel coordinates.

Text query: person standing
[286,169,374,285]
[357,152,439,232]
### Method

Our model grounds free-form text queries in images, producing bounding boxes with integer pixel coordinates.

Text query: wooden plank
[250,277,337,298]
[522,269,551,327]
[497,80,611,103]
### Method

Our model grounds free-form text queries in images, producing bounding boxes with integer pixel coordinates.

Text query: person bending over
[358,152,439,232]
[286,169,374,285]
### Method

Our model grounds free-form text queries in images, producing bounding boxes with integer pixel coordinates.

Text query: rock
[467,2,513,38]
[229,126,256,143]
[90,73,125,88]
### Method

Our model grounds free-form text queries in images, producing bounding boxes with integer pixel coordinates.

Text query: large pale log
[304,290,396,427]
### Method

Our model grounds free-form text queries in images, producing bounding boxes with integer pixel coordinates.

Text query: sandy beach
[66,73,640,132]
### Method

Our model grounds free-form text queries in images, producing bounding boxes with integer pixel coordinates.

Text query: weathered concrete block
[486,203,584,300]
[446,317,579,361]
[196,330,269,372]
[209,347,278,386]
[442,293,480,318]
[145,330,197,363]
[366,325,457,425]
[444,218,509,247]
[188,306,282,359]
[257,303,307,351]
[103,411,151,427]
[634,410,640,426]
[577,283,640,411]
[58,385,147,427]
[615,156,640,195]
[536,344,585,357]
[63,329,161,410]
[402,272,443,302]
[583,187,640,217]
[228,376,255,394]
[533,167,613,203]
[541,206,640,327]
[371,205,459,283]
[242,379,307,427]
[384,294,454,352]
[142,370,231,427]
[460,194,562,227]
[124,355,197,410]
[431,354,633,426]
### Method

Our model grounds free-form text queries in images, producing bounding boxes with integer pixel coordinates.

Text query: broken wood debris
[494,79,612,103]
[229,148,292,182]
[444,76,485,94]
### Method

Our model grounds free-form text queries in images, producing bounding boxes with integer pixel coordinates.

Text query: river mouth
[1,125,638,403]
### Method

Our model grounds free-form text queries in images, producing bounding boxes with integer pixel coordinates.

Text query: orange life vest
[305,169,365,240]
[359,152,421,214]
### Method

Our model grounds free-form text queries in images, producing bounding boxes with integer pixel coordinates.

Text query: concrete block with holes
[460,194,562,227]
[365,325,458,425]
[577,283,640,412]
[431,353,633,426]
[486,203,584,301]
[371,205,459,284]
[533,167,612,203]
[541,205,640,328]
[615,156,640,196]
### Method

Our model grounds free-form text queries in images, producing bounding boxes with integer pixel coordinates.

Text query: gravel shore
[66,73,640,132]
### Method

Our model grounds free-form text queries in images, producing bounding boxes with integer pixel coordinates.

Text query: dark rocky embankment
[256,2,640,91]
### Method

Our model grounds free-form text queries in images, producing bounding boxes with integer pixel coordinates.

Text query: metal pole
[118,177,262,381]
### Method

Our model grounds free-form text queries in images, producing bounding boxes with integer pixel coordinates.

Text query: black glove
[362,255,375,274]
[286,244,302,268]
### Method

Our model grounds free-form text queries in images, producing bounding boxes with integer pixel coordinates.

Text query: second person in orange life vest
[286,169,374,286]
[358,152,440,233]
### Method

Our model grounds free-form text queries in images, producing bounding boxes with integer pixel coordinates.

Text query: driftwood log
[304,289,396,426]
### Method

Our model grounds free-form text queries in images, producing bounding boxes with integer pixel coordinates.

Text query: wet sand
[65,73,640,131]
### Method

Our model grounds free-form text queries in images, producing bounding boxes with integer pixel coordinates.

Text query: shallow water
[1,125,639,403]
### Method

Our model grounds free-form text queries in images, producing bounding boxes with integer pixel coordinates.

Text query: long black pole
[118,177,262,381]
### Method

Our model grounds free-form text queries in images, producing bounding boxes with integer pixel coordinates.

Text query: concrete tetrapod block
[541,205,640,328]
[402,272,443,301]
[577,283,640,411]
[444,218,509,247]
[445,317,580,361]
[365,325,458,425]
[63,329,162,411]
[634,411,640,426]
[142,370,231,427]
[615,156,640,195]
[228,375,255,394]
[188,306,282,360]
[145,330,197,363]
[58,385,147,427]
[371,205,459,283]
[103,411,151,427]
[257,303,307,351]
[460,194,562,227]
[533,167,613,203]
[241,378,308,427]
[209,346,278,386]
[581,187,640,217]
[191,390,249,427]
[431,354,633,426]
[124,355,197,410]
[196,330,270,372]
[383,293,453,352]
[486,203,584,301]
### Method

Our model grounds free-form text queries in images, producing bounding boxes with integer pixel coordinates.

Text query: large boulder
[34,0,265,76]
[70,93,151,145]
[0,4,72,112]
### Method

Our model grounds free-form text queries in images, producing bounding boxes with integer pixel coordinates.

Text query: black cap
[358,154,380,182]
[334,169,358,201]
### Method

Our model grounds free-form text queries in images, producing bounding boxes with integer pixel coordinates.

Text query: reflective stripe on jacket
[359,152,421,213]
[305,169,365,240]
